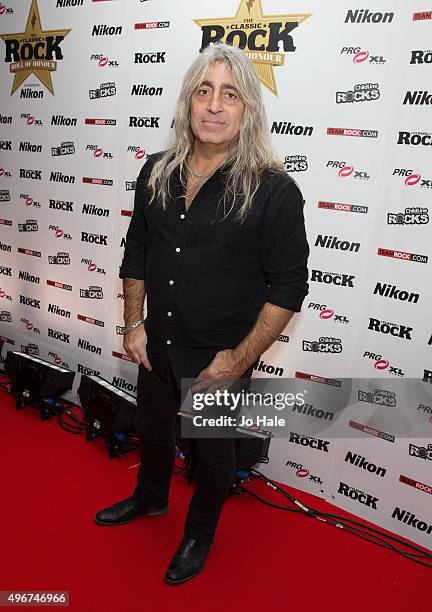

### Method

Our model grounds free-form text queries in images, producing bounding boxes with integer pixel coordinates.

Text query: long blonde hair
[148,43,285,222]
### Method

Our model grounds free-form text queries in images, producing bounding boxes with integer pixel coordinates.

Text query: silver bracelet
[121,319,145,335]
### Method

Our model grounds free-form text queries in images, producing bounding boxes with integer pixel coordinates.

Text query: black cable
[249,467,432,568]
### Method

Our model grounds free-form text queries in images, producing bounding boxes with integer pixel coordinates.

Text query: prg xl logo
[0,0,71,95]
[308,303,349,324]
[340,47,386,64]
[194,0,312,96]
[90,54,119,68]
[327,160,370,180]
[363,350,405,377]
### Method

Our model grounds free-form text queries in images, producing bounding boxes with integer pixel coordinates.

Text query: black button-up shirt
[119,152,309,381]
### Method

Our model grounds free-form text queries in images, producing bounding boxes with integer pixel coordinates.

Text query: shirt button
[180,214,185,219]
[175,247,181,253]
[167,311,172,317]
[169,280,174,285]
[166,339,172,345]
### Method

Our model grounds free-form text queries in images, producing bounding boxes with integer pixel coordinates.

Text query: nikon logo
[81,203,109,217]
[112,376,137,394]
[78,338,102,355]
[51,115,77,127]
[19,270,40,284]
[48,303,71,318]
[20,88,43,99]
[131,84,163,96]
[19,142,43,153]
[344,451,386,477]
[57,0,84,6]
[92,24,123,37]
[314,235,360,252]
[344,9,394,23]
[50,171,75,183]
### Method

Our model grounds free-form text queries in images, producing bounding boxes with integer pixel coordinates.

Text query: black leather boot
[163,537,212,585]
[94,496,168,526]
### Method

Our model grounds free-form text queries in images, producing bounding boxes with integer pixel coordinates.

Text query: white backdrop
[1,0,431,549]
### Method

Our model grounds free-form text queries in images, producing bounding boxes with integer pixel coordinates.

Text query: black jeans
[132,344,252,545]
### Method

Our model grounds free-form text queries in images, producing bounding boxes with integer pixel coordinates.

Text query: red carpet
[0,390,430,612]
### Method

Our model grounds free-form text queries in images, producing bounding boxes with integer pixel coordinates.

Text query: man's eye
[226,92,237,100]
[198,89,209,95]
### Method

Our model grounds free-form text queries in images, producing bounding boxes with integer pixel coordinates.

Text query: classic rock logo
[387,207,429,225]
[358,388,396,407]
[134,51,166,64]
[336,82,380,103]
[194,0,312,96]
[1,0,71,95]
[398,131,432,146]
[410,50,432,64]
[368,317,413,341]
[284,155,308,172]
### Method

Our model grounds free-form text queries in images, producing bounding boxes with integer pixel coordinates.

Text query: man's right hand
[123,326,152,370]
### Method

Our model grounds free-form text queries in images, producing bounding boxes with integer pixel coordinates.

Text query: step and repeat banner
[0,0,431,549]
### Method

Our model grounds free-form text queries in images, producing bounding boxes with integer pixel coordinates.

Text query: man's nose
[207,92,223,113]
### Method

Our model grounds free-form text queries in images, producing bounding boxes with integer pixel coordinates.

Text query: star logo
[194,0,311,96]
[1,0,71,95]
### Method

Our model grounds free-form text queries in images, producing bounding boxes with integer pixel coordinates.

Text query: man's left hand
[191,349,248,393]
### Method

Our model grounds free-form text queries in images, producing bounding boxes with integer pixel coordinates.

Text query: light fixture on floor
[5,350,75,419]
[77,374,139,458]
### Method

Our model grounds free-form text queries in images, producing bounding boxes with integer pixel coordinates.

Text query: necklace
[185,161,212,179]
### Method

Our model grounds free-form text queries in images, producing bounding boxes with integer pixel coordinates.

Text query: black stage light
[175,410,273,485]
[77,374,139,458]
[5,350,75,419]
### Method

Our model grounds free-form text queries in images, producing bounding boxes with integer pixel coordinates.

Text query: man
[95,43,309,585]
